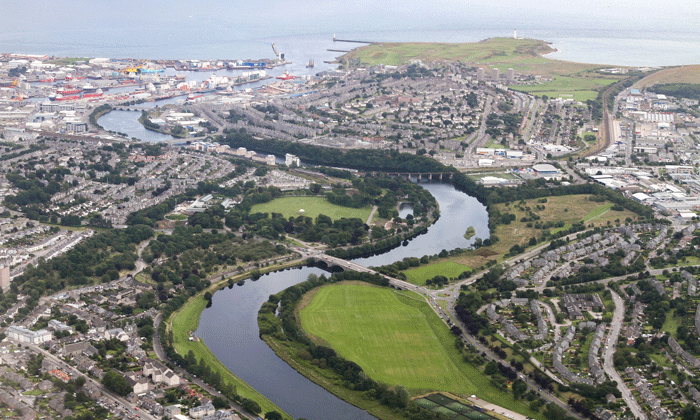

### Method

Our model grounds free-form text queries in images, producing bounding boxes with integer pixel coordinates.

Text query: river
[195,182,489,420]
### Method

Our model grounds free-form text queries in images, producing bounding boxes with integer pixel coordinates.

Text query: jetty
[332,34,374,44]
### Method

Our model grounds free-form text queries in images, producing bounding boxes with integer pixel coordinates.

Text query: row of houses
[681,270,697,296]
[552,325,595,385]
[682,380,700,406]
[485,298,547,342]
[667,337,700,368]
[649,279,666,296]
[625,367,670,420]
[530,300,547,341]
[588,323,607,384]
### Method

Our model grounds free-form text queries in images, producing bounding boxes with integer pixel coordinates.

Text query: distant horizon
[1,1,698,67]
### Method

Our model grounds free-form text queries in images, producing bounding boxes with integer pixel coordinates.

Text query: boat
[80,84,104,99]
[307,58,314,68]
[276,71,296,80]
[187,93,204,100]
[48,84,103,101]
[56,85,81,95]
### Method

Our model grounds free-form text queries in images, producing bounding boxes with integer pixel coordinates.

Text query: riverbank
[138,111,187,138]
[167,259,306,420]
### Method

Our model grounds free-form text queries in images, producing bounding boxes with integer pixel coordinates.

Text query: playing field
[403,261,471,286]
[510,75,616,102]
[300,284,477,394]
[250,196,371,221]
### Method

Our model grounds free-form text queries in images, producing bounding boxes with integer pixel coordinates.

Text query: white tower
[514,29,517,39]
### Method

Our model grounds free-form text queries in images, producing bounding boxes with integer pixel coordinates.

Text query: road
[603,290,647,420]
[23,342,157,420]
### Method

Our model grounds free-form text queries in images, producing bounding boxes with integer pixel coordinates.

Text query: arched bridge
[385,172,454,181]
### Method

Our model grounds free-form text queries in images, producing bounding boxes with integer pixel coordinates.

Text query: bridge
[385,172,454,181]
[311,254,422,292]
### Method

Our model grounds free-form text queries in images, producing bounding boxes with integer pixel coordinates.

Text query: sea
[0,1,698,69]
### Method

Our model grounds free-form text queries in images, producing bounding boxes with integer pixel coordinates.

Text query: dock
[327,49,351,53]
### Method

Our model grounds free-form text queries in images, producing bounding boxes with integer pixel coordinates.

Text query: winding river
[195,182,489,420]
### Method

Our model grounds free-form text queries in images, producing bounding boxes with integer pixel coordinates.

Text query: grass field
[342,38,624,78]
[403,261,472,286]
[301,285,476,393]
[510,76,616,102]
[299,284,542,418]
[661,309,679,336]
[450,194,638,269]
[250,196,371,221]
[634,65,700,88]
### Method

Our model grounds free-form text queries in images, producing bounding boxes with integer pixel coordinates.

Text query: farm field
[450,194,638,269]
[403,261,472,286]
[250,196,371,221]
[299,284,542,417]
[634,65,700,88]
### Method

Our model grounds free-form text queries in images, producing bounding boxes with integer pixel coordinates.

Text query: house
[104,328,129,341]
[190,402,215,419]
[124,372,150,394]
[143,358,180,387]
[62,341,98,357]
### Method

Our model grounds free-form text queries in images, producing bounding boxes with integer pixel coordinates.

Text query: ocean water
[0,1,698,68]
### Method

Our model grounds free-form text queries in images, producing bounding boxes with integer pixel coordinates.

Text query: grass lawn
[450,194,638,269]
[250,196,371,221]
[661,309,679,336]
[299,284,542,418]
[301,285,475,393]
[403,261,472,286]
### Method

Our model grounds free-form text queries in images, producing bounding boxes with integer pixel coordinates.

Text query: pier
[332,34,374,44]
[327,49,351,53]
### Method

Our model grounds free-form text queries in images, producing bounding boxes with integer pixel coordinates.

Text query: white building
[6,326,53,344]
[285,153,300,167]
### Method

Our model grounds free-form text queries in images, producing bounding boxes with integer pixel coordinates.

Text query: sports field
[250,196,371,221]
[403,261,471,286]
[300,284,476,393]
[510,75,616,102]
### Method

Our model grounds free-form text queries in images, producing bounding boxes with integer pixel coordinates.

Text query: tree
[101,370,132,396]
[265,412,283,420]
[241,399,261,415]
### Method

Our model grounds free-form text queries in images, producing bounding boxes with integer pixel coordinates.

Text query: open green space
[510,76,616,102]
[250,196,371,221]
[403,261,472,286]
[583,203,613,222]
[450,194,638,269]
[299,284,542,418]
[661,309,679,336]
[342,38,626,78]
[344,38,554,67]
[301,285,474,392]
